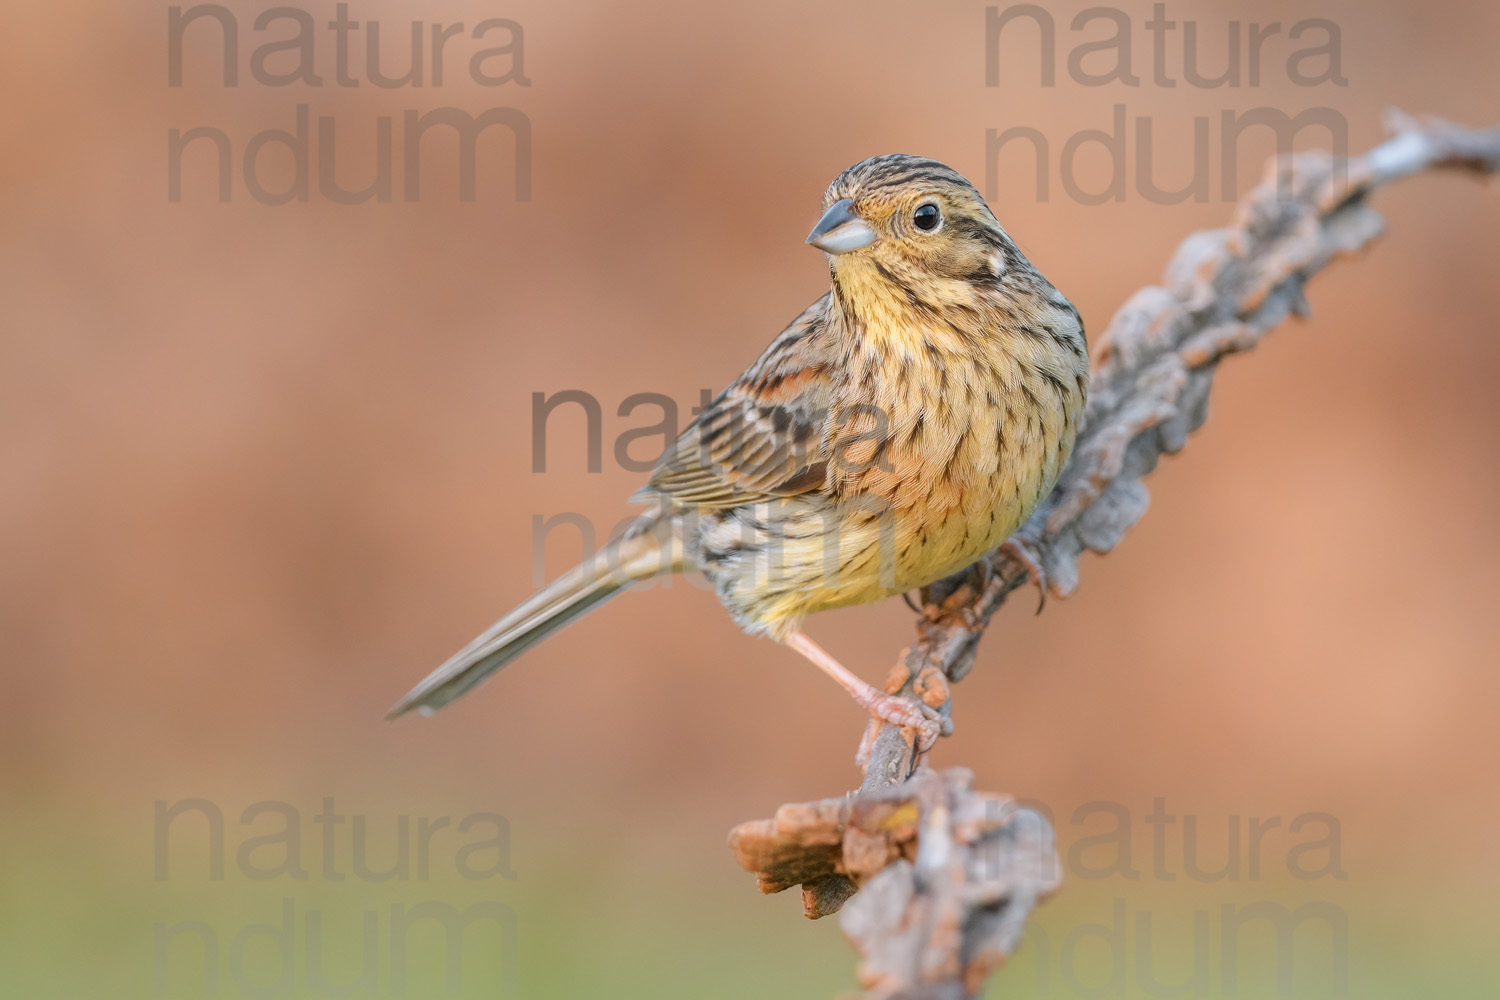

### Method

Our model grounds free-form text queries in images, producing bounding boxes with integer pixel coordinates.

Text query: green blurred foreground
[2,795,1497,999]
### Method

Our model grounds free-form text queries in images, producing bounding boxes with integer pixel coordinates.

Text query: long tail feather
[387,529,676,718]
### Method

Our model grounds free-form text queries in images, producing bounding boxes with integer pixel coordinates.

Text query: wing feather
[634,294,840,510]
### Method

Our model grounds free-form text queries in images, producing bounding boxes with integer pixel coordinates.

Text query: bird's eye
[913,203,942,232]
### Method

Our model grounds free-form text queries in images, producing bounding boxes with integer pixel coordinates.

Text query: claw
[909,701,946,755]
[998,536,1049,614]
[855,696,950,767]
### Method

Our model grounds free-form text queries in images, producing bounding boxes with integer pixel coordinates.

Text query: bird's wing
[634,294,840,510]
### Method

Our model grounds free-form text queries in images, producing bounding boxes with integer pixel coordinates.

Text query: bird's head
[807,154,1021,292]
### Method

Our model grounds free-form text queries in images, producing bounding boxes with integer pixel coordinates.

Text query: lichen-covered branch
[732,111,1500,1000]
[729,768,1062,996]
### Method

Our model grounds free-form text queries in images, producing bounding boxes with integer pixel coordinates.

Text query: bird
[388,154,1089,746]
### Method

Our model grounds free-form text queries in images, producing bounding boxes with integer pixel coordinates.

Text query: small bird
[389,155,1088,743]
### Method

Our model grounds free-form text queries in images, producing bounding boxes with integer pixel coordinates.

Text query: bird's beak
[806,198,878,254]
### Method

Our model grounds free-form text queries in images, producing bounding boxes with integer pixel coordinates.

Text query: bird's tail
[387,525,679,719]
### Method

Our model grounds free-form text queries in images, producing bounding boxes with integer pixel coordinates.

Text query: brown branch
[732,111,1500,999]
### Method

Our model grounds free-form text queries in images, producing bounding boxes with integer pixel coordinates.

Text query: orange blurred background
[2,1,1498,996]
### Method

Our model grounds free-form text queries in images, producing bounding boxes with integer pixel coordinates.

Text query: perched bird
[389,155,1089,743]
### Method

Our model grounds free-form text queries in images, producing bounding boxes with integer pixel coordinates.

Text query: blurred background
[2,0,1498,996]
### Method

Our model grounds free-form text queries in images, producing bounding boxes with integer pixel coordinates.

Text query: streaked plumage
[390,155,1088,741]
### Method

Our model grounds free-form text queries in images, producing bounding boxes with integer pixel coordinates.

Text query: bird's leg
[784,630,942,749]
[998,534,1049,614]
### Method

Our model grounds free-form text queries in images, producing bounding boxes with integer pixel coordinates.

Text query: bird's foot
[856,662,951,767]
[783,630,948,768]
[998,534,1050,614]
[854,699,945,768]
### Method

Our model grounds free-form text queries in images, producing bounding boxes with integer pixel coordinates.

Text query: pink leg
[784,630,940,741]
